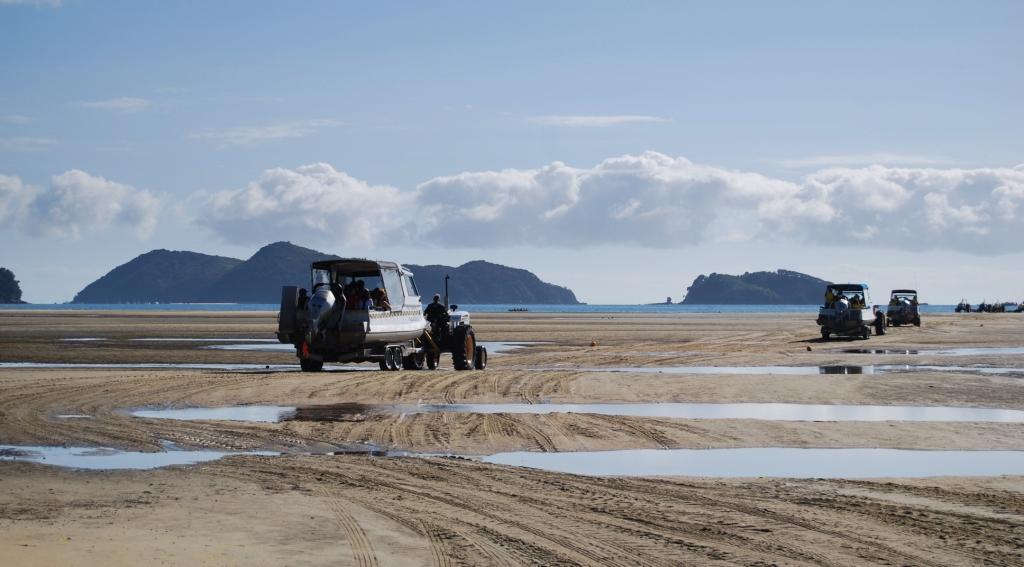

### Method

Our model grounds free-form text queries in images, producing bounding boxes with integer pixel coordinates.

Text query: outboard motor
[308,285,337,335]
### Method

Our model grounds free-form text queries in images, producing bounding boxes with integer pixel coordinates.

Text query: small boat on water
[507,307,529,312]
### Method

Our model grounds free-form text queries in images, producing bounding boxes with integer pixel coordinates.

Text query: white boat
[277,259,428,371]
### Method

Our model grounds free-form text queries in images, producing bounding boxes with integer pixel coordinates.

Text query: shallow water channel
[481,448,1024,478]
[128,402,1024,423]
[0,444,276,470]
[5,443,1024,478]
[840,346,1024,356]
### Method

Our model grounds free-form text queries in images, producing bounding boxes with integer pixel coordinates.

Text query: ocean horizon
[0,303,963,314]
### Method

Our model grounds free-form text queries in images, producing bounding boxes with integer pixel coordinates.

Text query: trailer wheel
[425,351,438,370]
[474,346,488,370]
[300,358,323,372]
[403,351,425,370]
[861,326,870,340]
[452,326,476,371]
[913,317,921,327]
[384,346,401,371]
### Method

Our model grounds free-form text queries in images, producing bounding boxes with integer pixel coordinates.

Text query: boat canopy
[311,258,403,276]
[828,283,869,292]
[891,289,917,294]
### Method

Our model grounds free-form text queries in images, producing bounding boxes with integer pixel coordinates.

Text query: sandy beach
[2,310,1023,565]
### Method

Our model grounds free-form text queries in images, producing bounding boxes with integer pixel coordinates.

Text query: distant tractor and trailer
[276,259,487,372]
[817,284,924,340]
[886,289,921,327]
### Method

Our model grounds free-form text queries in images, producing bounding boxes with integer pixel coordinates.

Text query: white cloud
[0,171,160,238]
[0,174,37,226]
[0,137,56,151]
[0,115,32,124]
[188,119,343,148]
[529,115,667,127]
[79,97,151,113]
[194,153,1024,255]
[766,153,955,169]
[196,162,408,245]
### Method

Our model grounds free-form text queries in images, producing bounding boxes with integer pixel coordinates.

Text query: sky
[1,0,1022,304]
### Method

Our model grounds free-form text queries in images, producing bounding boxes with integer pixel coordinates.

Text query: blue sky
[1,1,1022,303]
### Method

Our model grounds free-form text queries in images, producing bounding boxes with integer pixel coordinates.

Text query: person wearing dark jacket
[424,294,446,325]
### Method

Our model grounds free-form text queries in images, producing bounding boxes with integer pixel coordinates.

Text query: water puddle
[481,448,1024,478]
[0,444,277,470]
[59,338,107,342]
[131,338,278,342]
[128,402,1024,423]
[200,341,542,355]
[0,362,375,372]
[841,347,1024,356]
[54,414,93,419]
[526,364,1024,376]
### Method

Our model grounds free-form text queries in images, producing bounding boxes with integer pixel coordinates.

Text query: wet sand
[1,310,1023,565]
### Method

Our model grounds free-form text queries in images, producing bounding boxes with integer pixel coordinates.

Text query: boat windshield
[312,268,331,288]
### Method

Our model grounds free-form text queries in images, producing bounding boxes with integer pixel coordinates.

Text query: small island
[0,267,27,304]
[681,269,830,305]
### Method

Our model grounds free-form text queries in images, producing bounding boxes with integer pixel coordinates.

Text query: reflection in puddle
[842,346,1024,356]
[0,444,277,470]
[54,414,92,419]
[527,364,1024,376]
[128,402,1024,423]
[482,448,1024,478]
[59,338,107,342]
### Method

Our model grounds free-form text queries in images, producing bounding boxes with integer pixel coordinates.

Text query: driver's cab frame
[310,259,421,315]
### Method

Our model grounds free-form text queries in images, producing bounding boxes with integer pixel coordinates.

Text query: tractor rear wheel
[452,326,476,371]
[820,328,830,341]
[300,358,323,372]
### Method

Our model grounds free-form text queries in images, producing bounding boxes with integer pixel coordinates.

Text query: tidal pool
[526,364,1024,376]
[841,346,1024,356]
[0,444,277,470]
[201,341,542,355]
[481,448,1024,478]
[127,402,1024,423]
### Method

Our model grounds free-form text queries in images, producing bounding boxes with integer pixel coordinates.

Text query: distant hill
[198,242,338,303]
[0,267,26,304]
[72,250,241,304]
[681,269,830,305]
[72,242,580,304]
[406,260,580,304]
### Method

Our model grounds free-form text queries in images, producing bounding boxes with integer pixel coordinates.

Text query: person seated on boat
[357,288,374,310]
[824,288,836,307]
[851,294,864,309]
[346,280,367,308]
[371,287,391,311]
